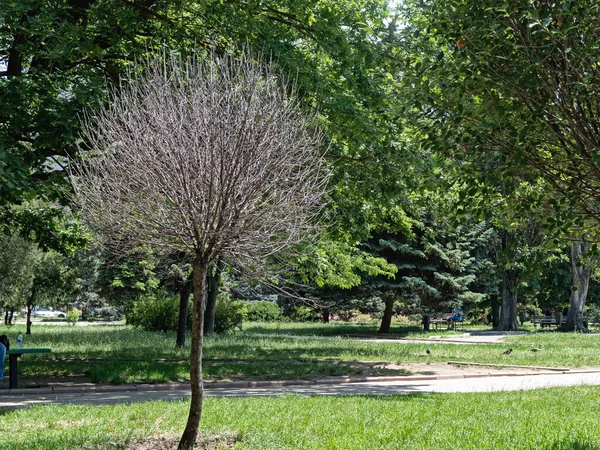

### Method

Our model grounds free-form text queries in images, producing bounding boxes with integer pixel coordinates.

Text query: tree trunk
[4,311,8,326]
[378,294,395,334]
[26,288,36,335]
[26,304,32,335]
[490,294,500,328]
[176,276,193,349]
[203,260,222,336]
[178,259,209,450]
[498,269,519,331]
[321,307,330,323]
[8,311,13,326]
[563,238,592,332]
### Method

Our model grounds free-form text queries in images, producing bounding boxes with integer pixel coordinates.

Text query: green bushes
[214,294,247,333]
[127,290,181,332]
[88,306,123,321]
[127,291,277,334]
[287,305,315,322]
[66,309,81,326]
[245,301,282,322]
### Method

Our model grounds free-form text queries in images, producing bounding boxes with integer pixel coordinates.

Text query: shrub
[66,309,81,326]
[88,306,124,321]
[288,305,315,322]
[585,304,600,325]
[127,290,181,332]
[214,293,247,333]
[245,301,282,322]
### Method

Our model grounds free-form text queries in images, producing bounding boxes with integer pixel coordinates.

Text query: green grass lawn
[2,386,600,449]
[2,322,600,385]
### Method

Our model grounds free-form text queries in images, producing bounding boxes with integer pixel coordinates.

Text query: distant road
[9,320,124,327]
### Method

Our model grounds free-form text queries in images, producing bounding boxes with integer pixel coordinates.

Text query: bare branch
[73,50,329,264]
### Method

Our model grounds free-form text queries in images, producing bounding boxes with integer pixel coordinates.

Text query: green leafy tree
[24,248,80,334]
[399,0,600,330]
[0,233,37,322]
[2,0,410,292]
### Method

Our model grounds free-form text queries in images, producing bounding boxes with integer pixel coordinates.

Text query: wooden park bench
[531,315,566,329]
[429,313,465,331]
[6,348,51,389]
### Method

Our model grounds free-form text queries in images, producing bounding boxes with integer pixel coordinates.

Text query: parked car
[25,306,67,319]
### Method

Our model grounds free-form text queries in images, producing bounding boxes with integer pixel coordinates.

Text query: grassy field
[1,322,599,385]
[2,386,600,449]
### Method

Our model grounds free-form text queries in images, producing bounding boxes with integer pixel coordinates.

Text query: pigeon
[530,348,540,352]
[502,348,512,355]
[426,348,431,355]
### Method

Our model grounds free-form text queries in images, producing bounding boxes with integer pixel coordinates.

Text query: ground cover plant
[2,323,600,387]
[1,386,600,449]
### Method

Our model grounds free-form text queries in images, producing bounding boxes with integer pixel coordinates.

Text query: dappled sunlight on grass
[2,323,600,386]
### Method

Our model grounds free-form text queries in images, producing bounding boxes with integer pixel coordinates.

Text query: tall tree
[0,0,202,243]
[395,1,595,330]
[24,249,79,334]
[565,237,593,332]
[73,51,327,449]
[0,233,36,319]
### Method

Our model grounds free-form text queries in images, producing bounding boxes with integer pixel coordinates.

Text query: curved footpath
[2,368,600,410]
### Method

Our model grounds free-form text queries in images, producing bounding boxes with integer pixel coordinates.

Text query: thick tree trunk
[490,294,500,328]
[563,238,592,332]
[178,259,209,450]
[378,294,395,334]
[4,311,8,326]
[203,260,222,336]
[498,269,519,331]
[321,307,330,323]
[176,277,193,349]
[8,311,13,326]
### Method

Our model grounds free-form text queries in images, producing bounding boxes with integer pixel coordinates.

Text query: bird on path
[502,348,513,355]
[426,348,431,355]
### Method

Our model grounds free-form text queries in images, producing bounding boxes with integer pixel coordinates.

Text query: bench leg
[9,354,19,389]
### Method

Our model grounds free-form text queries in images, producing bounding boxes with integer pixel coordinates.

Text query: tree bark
[26,287,36,335]
[321,307,330,323]
[490,294,500,328]
[26,303,32,335]
[176,276,193,349]
[498,269,519,331]
[178,259,208,450]
[563,237,592,332]
[203,259,222,336]
[378,294,395,333]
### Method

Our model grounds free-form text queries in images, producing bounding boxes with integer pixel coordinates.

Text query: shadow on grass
[244,323,423,336]
[18,356,417,385]
[548,440,600,450]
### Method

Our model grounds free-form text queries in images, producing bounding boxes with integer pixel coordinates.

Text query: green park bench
[6,348,51,389]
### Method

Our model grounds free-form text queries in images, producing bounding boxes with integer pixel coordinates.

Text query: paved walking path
[270,330,527,345]
[2,369,600,410]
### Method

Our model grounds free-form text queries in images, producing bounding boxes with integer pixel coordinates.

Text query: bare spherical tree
[72,51,328,449]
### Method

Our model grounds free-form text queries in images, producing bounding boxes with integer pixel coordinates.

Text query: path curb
[3,369,600,396]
